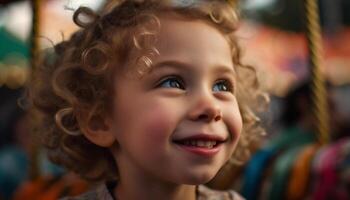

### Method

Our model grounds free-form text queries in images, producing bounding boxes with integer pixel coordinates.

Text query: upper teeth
[183,140,217,148]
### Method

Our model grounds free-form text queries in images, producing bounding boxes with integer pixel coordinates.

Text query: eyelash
[213,79,235,93]
[157,76,185,89]
[157,76,234,93]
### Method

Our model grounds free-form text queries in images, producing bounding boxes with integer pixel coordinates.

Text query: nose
[188,92,222,123]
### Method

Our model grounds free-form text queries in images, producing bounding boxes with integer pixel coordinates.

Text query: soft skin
[85,17,243,200]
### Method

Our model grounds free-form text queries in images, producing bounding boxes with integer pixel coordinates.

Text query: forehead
[120,14,234,77]
[153,16,233,67]
[157,16,227,46]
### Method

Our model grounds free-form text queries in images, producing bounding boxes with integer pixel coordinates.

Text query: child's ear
[82,116,116,147]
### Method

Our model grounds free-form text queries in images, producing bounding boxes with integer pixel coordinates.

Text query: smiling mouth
[172,133,228,158]
[172,133,227,150]
[173,139,221,149]
[172,138,225,156]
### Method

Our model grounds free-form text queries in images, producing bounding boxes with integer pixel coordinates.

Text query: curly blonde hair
[29,0,268,181]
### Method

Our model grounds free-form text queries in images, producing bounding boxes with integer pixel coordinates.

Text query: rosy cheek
[226,110,243,143]
[233,122,243,143]
[141,105,176,146]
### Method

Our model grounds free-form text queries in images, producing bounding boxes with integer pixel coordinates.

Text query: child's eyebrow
[151,60,236,76]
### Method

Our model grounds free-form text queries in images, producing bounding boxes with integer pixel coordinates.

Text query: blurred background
[0,0,349,199]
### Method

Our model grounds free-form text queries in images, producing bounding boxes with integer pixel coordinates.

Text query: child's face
[109,17,243,184]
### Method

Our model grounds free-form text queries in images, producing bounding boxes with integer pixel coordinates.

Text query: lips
[172,134,227,149]
[180,140,218,148]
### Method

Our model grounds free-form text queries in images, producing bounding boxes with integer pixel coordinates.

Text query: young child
[29,0,267,199]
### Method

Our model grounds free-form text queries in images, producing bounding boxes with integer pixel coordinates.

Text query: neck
[112,149,197,200]
[115,181,196,200]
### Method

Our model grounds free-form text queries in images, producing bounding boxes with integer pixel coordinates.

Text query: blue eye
[213,80,234,93]
[158,77,185,90]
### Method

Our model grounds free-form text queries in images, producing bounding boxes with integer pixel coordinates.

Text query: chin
[181,168,219,185]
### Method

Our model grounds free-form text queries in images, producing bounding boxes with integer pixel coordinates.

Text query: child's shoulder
[61,184,245,200]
